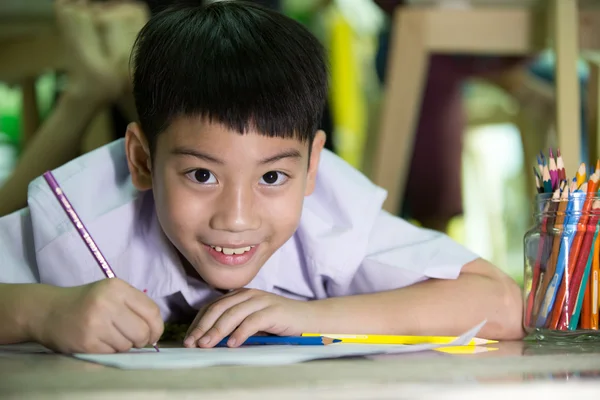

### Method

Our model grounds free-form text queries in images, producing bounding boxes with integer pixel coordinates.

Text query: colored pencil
[591,233,600,330]
[540,151,546,173]
[215,336,340,347]
[576,163,587,189]
[533,182,569,321]
[535,175,542,193]
[542,164,552,193]
[537,153,544,177]
[534,167,542,193]
[42,171,160,352]
[536,186,584,327]
[525,189,560,327]
[547,176,599,329]
[556,149,566,181]
[569,224,598,331]
[434,346,499,354]
[548,148,558,189]
[301,333,496,346]
[582,266,592,329]
[571,177,579,193]
[582,187,599,329]
[530,152,600,331]
[557,200,600,330]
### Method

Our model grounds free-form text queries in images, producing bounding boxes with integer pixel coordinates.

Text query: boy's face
[125,117,326,290]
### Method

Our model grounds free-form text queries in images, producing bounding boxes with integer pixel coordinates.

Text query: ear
[305,130,326,196]
[125,122,153,191]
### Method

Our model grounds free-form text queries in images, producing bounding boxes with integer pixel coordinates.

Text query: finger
[124,289,165,346]
[184,290,256,346]
[91,339,119,354]
[100,325,134,353]
[196,297,271,348]
[63,338,114,354]
[184,289,248,340]
[112,309,151,348]
[228,308,279,348]
[187,289,253,335]
[185,289,247,338]
[185,290,255,342]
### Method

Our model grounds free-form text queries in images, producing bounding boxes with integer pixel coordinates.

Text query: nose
[209,183,261,233]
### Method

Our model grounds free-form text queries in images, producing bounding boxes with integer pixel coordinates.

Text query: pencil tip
[322,337,341,345]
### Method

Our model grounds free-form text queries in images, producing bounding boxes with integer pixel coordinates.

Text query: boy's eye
[260,171,288,186]
[186,169,217,184]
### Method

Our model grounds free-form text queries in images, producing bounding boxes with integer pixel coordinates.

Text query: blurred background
[1,0,598,284]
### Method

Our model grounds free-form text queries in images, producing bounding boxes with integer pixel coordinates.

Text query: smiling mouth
[208,245,256,255]
[204,243,260,267]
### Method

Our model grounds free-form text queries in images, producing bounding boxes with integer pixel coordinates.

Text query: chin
[198,268,257,291]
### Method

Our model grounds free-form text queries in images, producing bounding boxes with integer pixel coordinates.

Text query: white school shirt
[0,140,478,321]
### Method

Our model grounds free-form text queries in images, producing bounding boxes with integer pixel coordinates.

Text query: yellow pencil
[576,162,587,189]
[434,346,499,355]
[301,333,497,346]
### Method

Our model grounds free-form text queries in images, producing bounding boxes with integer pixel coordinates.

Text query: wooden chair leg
[367,8,429,215]
[80,108,114,154]
[586,57,600,164]
[20,77,40,148]
[552,0,582,173]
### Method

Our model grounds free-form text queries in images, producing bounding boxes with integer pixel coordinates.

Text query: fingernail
[199,336,211,345]
[227,338,236,347]
[184,337,195,347]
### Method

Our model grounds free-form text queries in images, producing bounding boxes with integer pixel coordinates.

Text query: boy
[0,1,524,354]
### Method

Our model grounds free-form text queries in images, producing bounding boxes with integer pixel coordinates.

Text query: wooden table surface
[2,341,600,399]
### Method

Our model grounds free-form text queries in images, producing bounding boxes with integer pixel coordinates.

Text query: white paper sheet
[72,321,486,370]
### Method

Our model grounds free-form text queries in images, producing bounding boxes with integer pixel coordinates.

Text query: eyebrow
[171,148,224,164]
[259,149,302,165]
[170,147,303,165]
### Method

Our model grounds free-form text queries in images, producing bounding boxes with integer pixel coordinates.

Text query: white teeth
[233,247,251,254]
[210,245,253,255]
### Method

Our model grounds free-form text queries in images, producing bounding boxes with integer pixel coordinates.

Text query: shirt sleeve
[328,210,479,296]
[0,208,40,284]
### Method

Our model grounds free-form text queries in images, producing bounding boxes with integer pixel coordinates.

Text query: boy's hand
[184,289,317,348]
[31,279,163,354]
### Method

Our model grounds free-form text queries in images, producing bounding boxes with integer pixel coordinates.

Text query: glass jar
[524,191,600,340]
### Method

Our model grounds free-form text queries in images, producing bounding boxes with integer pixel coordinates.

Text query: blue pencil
[215,335,340,347]
[536,189,584,327]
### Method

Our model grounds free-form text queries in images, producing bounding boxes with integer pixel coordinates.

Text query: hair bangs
[132,1,328,152]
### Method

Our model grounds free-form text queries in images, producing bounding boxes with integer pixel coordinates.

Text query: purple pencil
[548,148,558,190]
[43,172,115,279]
[42,171,159,352]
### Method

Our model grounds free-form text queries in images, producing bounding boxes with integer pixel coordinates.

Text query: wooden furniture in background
[367,0,600,215]
[0,0,113,154]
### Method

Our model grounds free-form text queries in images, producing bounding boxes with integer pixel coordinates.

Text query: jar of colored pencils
[524,189,600,339]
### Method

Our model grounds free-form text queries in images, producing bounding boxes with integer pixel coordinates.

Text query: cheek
[261,184,305,235]
[153,170,205,240]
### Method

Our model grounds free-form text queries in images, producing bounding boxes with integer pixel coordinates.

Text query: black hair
[131,0,328,153]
